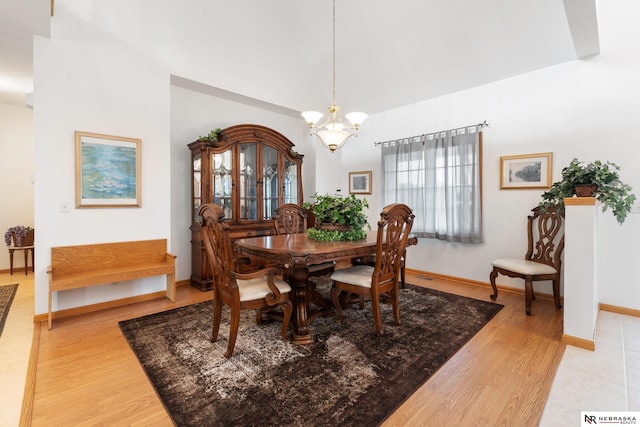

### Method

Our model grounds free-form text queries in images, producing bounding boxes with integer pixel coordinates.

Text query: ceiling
[0,0,599,115]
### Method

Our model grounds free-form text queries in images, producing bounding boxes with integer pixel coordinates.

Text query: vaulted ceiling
[0,0,599,115]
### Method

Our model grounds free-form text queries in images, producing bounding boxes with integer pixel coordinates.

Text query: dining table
[235,230,417,345]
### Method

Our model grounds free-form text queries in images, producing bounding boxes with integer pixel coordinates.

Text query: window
[381,127,483,243]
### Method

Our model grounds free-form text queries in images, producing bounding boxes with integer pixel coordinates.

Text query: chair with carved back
[273,203,336,279]
[330,203,415,336]
[200,203,292,358]
[272,203,335,311]
[489,206,564,315]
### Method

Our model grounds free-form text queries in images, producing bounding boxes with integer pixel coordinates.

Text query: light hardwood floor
[0,272,34,427]
[7,272,567,426]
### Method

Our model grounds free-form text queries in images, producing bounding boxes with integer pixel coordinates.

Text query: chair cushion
[330,264,374,288]
[491,258,557,275]
[237,276,291,302]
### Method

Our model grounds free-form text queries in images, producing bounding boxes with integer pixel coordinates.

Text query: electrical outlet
[60,201,71,213]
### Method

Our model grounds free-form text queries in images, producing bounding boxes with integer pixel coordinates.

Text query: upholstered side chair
[489,206,565,315]
[330,203,415,336]
[200,203,292,358]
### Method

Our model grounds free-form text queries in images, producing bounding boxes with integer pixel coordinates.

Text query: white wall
[0,104,34,271]
[32,8,172,315]
[325,0,640,309]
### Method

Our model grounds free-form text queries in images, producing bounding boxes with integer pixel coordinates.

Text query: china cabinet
[188,124,303,290]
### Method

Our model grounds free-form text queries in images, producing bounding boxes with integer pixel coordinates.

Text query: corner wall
[32,10,172,315]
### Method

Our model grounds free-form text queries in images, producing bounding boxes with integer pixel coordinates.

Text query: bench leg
[48,291,53,330]
[166,273,176,302]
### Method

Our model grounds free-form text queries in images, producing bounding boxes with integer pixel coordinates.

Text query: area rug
[119,284,502,426]
[0,283,18,337]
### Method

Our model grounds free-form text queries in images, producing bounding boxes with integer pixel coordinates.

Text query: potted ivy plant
[197,128,223,142]
[4,225,35,247]
[198,128,222,142]
[303,191,370,241]
[539,158,636,224]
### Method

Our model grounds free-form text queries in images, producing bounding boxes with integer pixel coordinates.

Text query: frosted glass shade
[317,129,351,152]
[345,112,368,126]
[301,111,323,126]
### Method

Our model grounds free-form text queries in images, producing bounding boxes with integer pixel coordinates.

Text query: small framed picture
[500,152,552,190]
[75,131,142,207]
[349,171,372,194]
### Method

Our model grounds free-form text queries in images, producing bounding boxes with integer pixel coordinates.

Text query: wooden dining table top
[235,231,383,267]
[235,231,417,267]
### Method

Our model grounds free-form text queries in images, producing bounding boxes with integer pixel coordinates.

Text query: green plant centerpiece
[539,158,636,224]
[198,128,222,142]
[304,191,370,241]
[4,225,34,246]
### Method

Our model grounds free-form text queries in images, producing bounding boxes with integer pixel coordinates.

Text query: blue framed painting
[75,131,141,207]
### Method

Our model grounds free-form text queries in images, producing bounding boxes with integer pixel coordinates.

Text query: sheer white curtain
[381,127,483,243]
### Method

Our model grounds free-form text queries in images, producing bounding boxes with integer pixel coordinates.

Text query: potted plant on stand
[539,158,636,224]
[4,225,35,247]
[304,191,370,241]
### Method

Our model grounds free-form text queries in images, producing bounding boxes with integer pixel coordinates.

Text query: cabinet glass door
[193,153,202,223]
[239,143,257,221]
[262,145,278,219]
[212,149,233,219]
[284,157,298,204]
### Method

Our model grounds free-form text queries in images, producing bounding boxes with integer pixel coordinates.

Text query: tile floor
[540,310,640,426]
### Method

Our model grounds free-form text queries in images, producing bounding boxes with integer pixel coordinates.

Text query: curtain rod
[373,120,489,147]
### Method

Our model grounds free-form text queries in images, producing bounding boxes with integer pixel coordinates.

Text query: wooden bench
[47,239,176,329]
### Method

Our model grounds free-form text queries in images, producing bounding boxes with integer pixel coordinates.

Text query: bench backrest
[50,239,168,278]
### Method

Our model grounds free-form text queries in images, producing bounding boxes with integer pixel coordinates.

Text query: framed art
[349,171,372,194]
[75,131,141,207]
[500,152,552,190]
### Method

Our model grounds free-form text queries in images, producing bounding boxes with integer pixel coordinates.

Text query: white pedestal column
[562,197,598,350]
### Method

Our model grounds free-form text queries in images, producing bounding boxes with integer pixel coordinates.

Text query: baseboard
[34,290,169,324]
[0,268,32,275]
[405,268,560,302]
[599,303,640,317]
[562,334,595,351]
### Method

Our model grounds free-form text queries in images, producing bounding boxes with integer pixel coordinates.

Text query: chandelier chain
[300,0,367,152]
[332,0,336,105]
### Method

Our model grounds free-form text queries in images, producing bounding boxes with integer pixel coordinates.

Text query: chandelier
[301,0,367,153]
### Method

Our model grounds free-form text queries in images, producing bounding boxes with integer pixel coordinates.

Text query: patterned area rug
[119,284,502,426]
[0,283,18,337]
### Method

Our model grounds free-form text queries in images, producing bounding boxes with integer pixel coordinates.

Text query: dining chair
[354,249,407,289]
[330,203,415,336]
[489,206,565,315]
[273,203,335,310]
[273,203,336,278]
[200,203,293,358]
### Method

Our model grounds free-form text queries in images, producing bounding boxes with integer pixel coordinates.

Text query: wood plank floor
[29,273,565,426]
